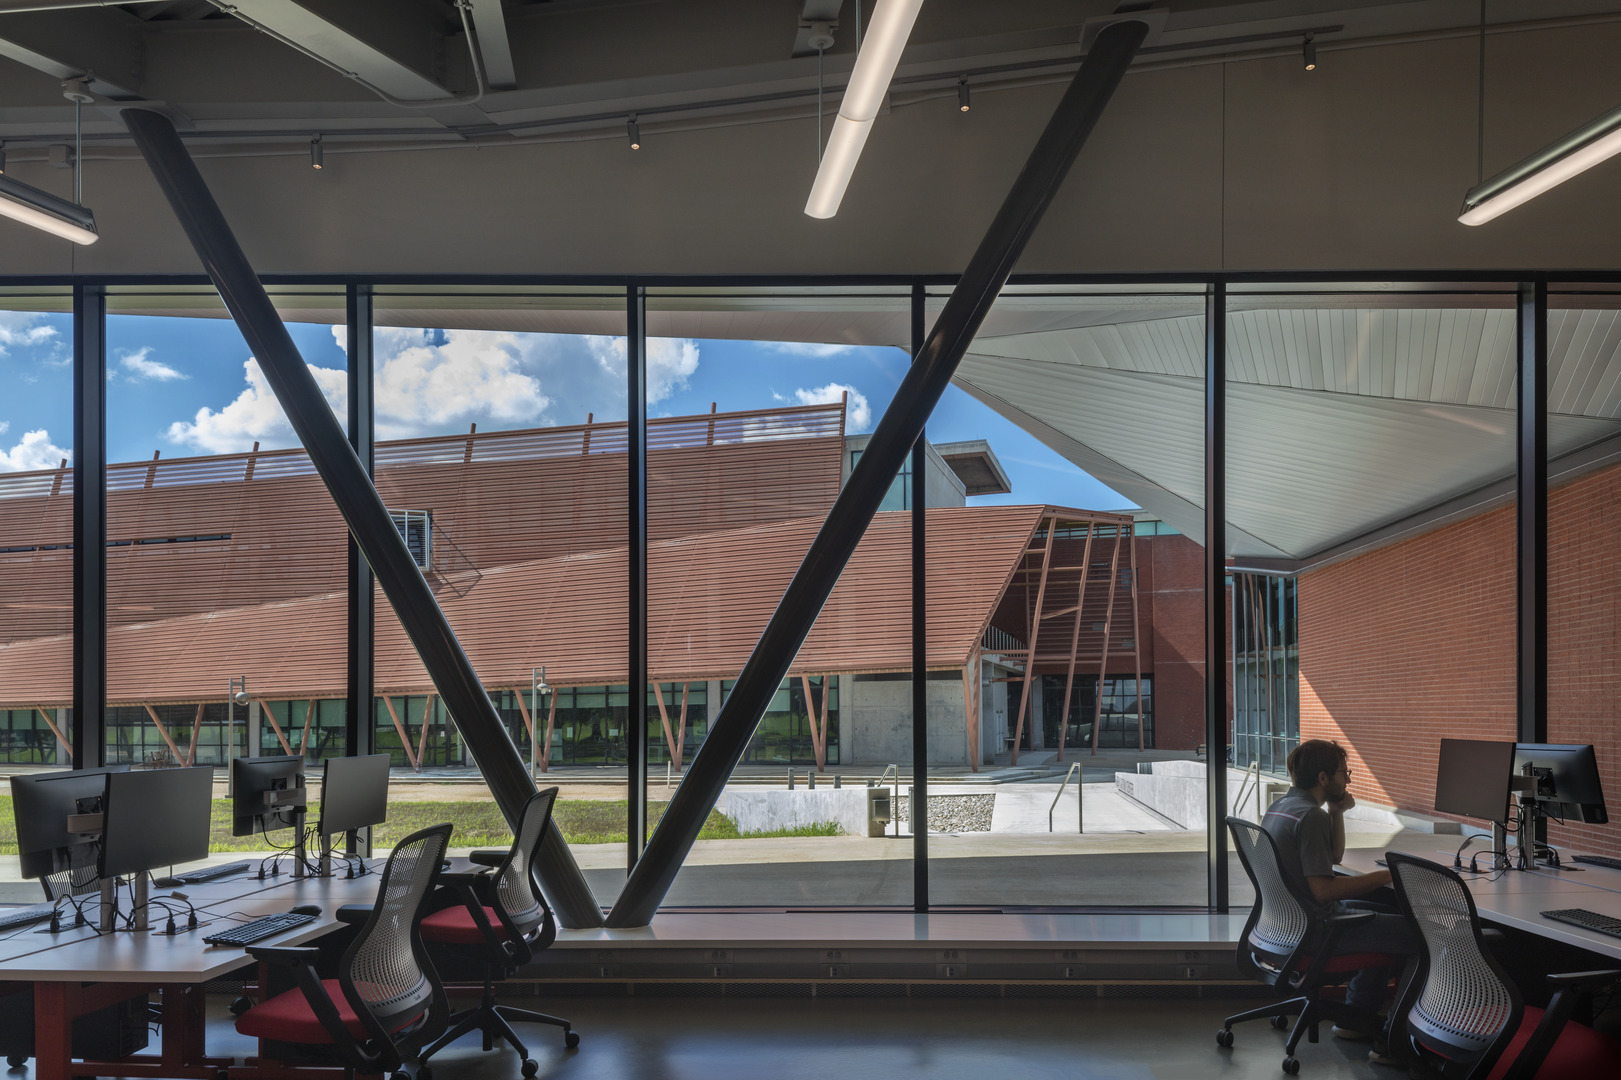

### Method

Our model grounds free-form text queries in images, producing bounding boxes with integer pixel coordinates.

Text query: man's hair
[1287,739,1348,788]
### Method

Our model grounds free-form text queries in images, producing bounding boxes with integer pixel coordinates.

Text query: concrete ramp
[988,784,1177,833]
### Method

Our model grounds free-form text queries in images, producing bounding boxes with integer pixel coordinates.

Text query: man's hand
[1327,792,1357,814]
[1308,869,1390,905]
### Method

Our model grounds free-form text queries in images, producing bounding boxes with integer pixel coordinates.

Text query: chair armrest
[468,850,506,867]
[246,945,323,966]
[1503,970,1621,1080]
[335,904,371,926]
[438,870,493,886]
[1546,969,1621,991]
[1324,911,1377,927]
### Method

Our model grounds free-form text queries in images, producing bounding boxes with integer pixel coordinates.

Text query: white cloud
[0,312,59,357]
[795,382,871,430]
[763,341,860,358]
[0,428,72,472]
[583,335,700,404]
[119,347,187,382]
[167,359,347,454]
[373,328,551,439]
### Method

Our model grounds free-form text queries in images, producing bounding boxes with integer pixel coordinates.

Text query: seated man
[1263,738,1419,1052]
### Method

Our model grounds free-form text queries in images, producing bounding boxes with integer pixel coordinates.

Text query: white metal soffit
[956,307,1621,560]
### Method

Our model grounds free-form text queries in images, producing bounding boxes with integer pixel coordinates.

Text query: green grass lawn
[0,796,839,855]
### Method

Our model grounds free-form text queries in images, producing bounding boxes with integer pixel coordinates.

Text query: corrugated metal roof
[0,505,1054,707]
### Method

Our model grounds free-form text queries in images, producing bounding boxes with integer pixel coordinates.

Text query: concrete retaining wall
[716,788,868,836]
[1113,762,1281,830]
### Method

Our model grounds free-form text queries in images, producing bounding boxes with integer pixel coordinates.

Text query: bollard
[787,769,794,790]
[834,775,842,789]
[807,771,816,790]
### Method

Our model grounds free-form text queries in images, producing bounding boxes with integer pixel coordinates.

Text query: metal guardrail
[877,764,901,837]
[1232,759,1262,820]
[1050,762,1083,833]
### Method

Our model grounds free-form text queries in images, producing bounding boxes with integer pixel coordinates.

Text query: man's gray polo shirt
[1262,786,1334,911]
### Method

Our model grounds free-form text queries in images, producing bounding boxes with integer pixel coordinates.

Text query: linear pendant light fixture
[803,0,926,219]
[1459,102,1621,225]
[0,172,98,244]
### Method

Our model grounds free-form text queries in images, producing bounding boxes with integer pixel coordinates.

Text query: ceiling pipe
[0,0,169,10]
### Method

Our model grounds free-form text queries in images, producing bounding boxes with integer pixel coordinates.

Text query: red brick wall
[1298,462,1621,858]
[1149,533,1208,750]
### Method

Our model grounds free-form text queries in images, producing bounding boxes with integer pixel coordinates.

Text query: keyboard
[170,860,256,885]
[0,904,56,932]
[1541,908,1621,939]
[1571,855,1621,871]
[202,911,318,947]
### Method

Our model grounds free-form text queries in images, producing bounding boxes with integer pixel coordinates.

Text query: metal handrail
[1233,758,1261,820]
[1050,762,1084,833]
[877,764,902,837]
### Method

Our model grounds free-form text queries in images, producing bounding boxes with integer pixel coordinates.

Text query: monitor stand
[98,878,116,933]
[291,809,309,879]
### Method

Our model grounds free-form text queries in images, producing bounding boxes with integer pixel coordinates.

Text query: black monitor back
[318,754,391,836]
[231,755,306,837]
[1435,739,1516,823]
[1513,743,1608,825]
[9,765,129,880]
[99,766,214,878]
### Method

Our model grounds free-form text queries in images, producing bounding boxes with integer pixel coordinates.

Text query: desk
[1338,845,1621,961]
[0,871,387,1080]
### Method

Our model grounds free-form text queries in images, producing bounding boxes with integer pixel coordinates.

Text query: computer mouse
[290,905,322,917]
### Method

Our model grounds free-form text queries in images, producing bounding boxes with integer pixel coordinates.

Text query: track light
[310,135,323,169]
[1302,35,1316,71]
[958,75,970,112]
[0,142,6,175]
[804,0,926,219]
[1460,103,1621,225]
[0,173,98,245]
[627,115,641,150]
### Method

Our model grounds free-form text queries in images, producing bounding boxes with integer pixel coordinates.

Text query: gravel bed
[895,793,994,832]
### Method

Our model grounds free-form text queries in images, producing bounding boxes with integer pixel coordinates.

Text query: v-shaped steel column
[122,109,603,928]
[608,18,1150,927]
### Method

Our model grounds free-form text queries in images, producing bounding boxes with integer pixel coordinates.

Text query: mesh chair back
[491,788,556,937]
[340,822,452,1031]
[1387,853,1520,1076]
[1227,816,1313,961]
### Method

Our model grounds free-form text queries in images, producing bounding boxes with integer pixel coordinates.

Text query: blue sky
[0,310,1129,510]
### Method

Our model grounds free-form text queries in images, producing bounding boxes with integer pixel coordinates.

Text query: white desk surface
[1338,845,1621,961]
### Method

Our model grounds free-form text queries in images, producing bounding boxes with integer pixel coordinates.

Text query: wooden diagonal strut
[141,703,186,766]
[416,693,436,767]
[653,683,678,768]
[255,699,294,756]
[1054,523,1095,763]
[36,707,71,761]
[381,695,419,772]
[800,674,828,773]
[1088,524,1124,755]
[1010,516,1055,766]
[186,702,204,766]
[605,19,1150,927]
[299,699,315,756]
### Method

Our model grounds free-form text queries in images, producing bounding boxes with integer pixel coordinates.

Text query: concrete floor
[173,991,1397,1080]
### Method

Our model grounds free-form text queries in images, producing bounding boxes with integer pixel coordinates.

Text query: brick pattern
[1298,462,1621,858]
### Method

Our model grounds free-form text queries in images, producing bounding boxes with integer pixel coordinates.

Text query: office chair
[1385,852,1621,1079]
[1218,816,1402,1075]
[415,789,576,1080]
[233,823,453,1080]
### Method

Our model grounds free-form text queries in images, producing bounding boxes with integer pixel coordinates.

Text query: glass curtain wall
[1231,572,1299,778]
[0,289,74,768]
[931,284,1208,907]
[647,285,912,907]
[1547,283,1621,858]
[1228,283,1518,860]
[370,286,627,873]
[103,286,349,850]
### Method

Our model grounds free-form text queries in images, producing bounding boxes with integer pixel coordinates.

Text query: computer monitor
[231,755,307,837]
[1513,743,1608,825]
[98,766,214,879]
[1435,739,1517,824]
[9,765,129,880]
[317,754,391,837]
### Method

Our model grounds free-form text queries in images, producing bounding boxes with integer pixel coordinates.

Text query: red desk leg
[162,983,209,1068]
[33,982,72,1080]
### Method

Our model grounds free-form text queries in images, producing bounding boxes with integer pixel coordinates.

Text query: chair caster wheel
[229,996,253,1016]
[1282,1057,1300,1075]
[566,1030,581,1049]
[8,1055,27,1069]
[1271,1014,1291,1031]
[1215,1028,1234,1048]
[523,1058,541,1076]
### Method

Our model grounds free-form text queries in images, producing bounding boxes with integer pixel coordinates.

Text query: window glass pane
[647,285,911,907]
[936,285,1208,907]
[1228,282,1519,894]
[103,286,348,856]
[371,286,627,880]
[1548,284,1621,858]
[0,289,74,767]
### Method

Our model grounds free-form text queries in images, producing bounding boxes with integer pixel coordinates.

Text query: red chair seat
[420,904,510,945]
[1483,1005,1621,1080]
[236,979,420,1044]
